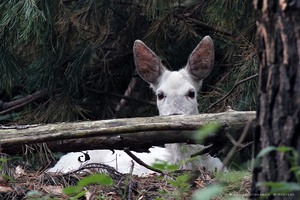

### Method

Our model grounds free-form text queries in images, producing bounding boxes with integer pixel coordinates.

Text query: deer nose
[169,113,184,116]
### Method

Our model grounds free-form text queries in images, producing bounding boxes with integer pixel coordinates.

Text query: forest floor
[0,163,252,200]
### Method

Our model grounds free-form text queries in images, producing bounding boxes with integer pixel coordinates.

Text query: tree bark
[0,111,255,155]
[252,1,300,199]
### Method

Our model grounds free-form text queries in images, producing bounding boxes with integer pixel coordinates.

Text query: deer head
[133,36,214,116]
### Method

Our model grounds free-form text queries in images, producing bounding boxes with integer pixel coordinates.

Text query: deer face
[133,36,214,116]
[152,70,199,115]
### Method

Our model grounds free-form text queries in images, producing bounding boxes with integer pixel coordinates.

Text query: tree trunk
[0,111,255,155]
[252,1,300,199]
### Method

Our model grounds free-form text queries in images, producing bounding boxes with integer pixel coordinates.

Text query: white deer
[133,36,223,171]
[47,36,223,175]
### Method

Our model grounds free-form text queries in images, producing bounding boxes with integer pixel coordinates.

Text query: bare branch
[115,77,137,112]
[0,111,256,155]
[0,90,47,115]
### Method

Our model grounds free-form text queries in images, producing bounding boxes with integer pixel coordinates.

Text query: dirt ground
[0,162,237,200]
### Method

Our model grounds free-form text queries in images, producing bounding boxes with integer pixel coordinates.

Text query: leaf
[77,174,113,187]
[152,160,179,171]
[256,146,276,158]
[192,184,223,200]
[275,146,294,153]
[257,181,300,193]
[168,175,190,187]
[194,123,220,143]
[176,174,190,183]
[63,186,82,196]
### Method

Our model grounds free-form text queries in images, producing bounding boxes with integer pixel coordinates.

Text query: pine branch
[204,74,258,112]
[85,86,156,106]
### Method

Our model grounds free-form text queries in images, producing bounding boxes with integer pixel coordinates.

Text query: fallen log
[0,111,256,155]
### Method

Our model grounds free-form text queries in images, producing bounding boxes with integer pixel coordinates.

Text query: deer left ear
[133,40,165,85]
[186,36,214,81]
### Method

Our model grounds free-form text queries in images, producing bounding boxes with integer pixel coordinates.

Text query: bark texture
[0,111,255,155]
[252,0,300,199]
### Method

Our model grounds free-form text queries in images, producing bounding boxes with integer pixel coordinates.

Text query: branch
[0,90,47,115]
[85,86,156,106]
[124,149,164,174]
[187,18,233,37]
[204,74,258,112]
[0,111,256,155]
[221,119,254,171]
[115,77,137,112]
[173,12,233,37]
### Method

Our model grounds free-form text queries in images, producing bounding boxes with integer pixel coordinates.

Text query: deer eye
[187,90,195,99]
[157,92,165,100]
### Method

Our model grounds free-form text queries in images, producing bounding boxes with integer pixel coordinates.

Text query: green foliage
[199,0,258,112]
[167,174,192,200]
[192,184,223,200]
[152,160,179,172]
[0,42,23,96]
[256,146,300,194]
[193,171,251,200]
[256,182,300,194]
[63,173,113,199]
[0,0,46,43]
[0,0,258,123]
[156,173,192,200]
[193,123,220,143]
[0,157,14,183]
[256,146,276,158]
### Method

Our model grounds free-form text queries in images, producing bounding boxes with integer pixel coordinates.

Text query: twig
[173,12,233,37]
[59,163,124,180]
[124,149,164,174]
[0,90,47,115]
[204,73,258,112]
[187,18,233,37]
[190,144,213,158]
[85,86,156,106]
[115,77,137,112]
[221,119,254,171]
[225,133,242,148]
[127,161,134,200]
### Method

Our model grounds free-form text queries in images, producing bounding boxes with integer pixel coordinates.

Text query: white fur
[48,36,224,176]
[47,147,168,176]
[152,70,224,171]
[153,70,201,116]
[133,36,225,172]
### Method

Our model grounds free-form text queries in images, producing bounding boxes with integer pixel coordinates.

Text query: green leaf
[275,146,294,153]
[73,190,88,199]
[192,184,223,200]
[77,174,113,187]
[63,186,82,196]
[194,123,220,143]
[257,146,276,158]
[176,174,190,183]
[152,160,179,171]
[168,175,190,187]
[257,181,300,193]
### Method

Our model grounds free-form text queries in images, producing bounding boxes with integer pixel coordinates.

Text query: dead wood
[0,90,47,115]
[0,111,256,155]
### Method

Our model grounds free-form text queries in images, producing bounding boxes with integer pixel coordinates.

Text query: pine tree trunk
[252,1,300,199]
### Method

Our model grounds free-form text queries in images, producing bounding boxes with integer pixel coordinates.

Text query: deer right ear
[133,40,165,85]
[186,36,214,81]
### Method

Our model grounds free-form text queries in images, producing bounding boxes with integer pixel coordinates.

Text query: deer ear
[186,36,214,81]
[133,40,165,85]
